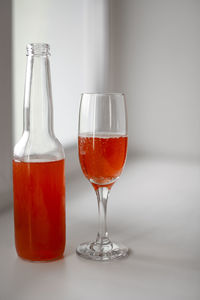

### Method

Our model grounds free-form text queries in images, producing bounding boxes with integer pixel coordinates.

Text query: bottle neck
[23,55,54,138]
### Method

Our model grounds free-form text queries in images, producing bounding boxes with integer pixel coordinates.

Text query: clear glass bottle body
[13,44,66,261]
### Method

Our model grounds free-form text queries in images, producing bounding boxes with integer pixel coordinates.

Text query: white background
[13,0,200,158]
[111,0,200,158]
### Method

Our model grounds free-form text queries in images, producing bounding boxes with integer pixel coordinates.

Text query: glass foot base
[76,240,128,261]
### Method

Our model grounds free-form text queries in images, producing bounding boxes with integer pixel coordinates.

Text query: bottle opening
[26,43,50,56]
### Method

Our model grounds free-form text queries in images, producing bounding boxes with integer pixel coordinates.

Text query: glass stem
[96,187,110,245]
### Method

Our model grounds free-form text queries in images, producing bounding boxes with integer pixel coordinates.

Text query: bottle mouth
[26,43,50,56]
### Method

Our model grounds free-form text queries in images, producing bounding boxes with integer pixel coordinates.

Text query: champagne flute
[76,93,128,261]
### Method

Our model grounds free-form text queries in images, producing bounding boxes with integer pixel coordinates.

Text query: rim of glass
[81,93,125,96]
[27,42,50,47]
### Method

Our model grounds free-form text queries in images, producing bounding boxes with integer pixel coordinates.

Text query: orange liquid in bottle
[13,159,66,261]
[78,135,127,189]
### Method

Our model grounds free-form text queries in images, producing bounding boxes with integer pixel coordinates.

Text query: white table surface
[0,157,200,300]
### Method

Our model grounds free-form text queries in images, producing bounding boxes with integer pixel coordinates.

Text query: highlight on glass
[76,93,128,261]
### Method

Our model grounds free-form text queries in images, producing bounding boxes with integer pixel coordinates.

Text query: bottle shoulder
[13,131,65,162]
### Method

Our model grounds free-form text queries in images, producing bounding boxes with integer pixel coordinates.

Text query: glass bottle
[13,43,66,261]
